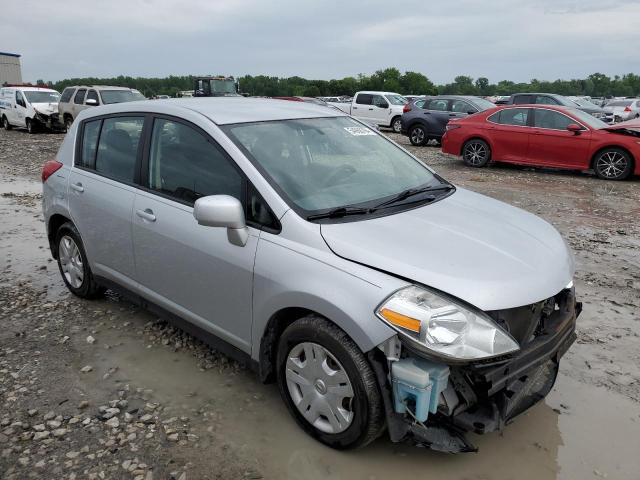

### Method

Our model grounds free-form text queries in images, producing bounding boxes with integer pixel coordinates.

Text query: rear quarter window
[60,88,75,103]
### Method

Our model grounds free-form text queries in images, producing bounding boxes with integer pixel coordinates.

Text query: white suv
[58,85,146,129]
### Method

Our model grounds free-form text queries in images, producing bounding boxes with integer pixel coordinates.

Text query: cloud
[1,0,638,84]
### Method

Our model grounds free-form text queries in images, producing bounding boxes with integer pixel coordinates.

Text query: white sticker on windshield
[344,126,376,136]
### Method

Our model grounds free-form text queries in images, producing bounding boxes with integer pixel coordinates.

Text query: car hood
[320,188,574,311]
[32,102,59,115]
[603,118,640,132]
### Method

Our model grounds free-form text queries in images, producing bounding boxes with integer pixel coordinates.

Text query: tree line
[39,68,640,98]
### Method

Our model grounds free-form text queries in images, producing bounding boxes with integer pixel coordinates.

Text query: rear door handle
[136,208,156,222]
[70,182,84,193]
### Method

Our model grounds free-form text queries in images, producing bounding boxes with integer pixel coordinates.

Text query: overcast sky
[2,0,639,84]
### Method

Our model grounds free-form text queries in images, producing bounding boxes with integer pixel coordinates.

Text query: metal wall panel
[0,55,23,85]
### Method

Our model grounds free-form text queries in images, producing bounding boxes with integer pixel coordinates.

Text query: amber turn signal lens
[379,308,421,333]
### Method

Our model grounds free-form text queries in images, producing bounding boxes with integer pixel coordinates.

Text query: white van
[0,86,63,133]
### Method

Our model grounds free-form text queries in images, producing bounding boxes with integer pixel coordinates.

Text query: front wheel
[26,118,37,134]
[2,116,11,130]
[593,148,633,180]
[276,316,385,449]
[64,116,73,131]
[462,139,491,167]
[391,116,402,133]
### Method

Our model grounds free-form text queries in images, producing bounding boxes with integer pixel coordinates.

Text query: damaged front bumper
[370,287,581,453]
[34,111,65,131]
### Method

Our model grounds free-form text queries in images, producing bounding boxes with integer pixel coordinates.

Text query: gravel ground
[1,126,639,479]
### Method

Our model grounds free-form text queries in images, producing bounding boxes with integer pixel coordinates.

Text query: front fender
[251,235,405,361]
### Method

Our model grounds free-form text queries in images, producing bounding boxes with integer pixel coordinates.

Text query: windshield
[470,97,495,110]
[386,94,407,105]
[568,108,609,129]
[99,90,146,104]
[571,97,598,108]
[224,117,443,214]
[23,91,60,103]
[211,80,237,94]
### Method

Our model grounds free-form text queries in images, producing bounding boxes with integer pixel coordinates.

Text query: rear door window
[534,95,559,105]
[74,89,87,104]
[512,95,531,105]
[427,99,449,111]
[493,108,530,126]
[355,94,372,105]
[451,100,476,113]
[94,117,144,183]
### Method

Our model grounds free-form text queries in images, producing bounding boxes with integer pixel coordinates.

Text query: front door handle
[136,208,156,222]
[70,182,84,193]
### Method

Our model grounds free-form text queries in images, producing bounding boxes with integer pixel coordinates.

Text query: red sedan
[441,105,640,180]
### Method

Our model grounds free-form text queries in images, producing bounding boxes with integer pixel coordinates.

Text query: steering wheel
[321,165,357,188]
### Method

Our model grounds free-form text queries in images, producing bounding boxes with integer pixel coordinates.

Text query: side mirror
[193,195,248,247]
[566,123,582,134]
[85,98,98,106]
[467,110,477,115]
[377,102,389,109]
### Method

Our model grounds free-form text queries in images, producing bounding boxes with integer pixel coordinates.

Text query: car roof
[65,85,137,91]
[82,97,345,125]
[495,104,576,111]
[2,86,58,92]
[357,91,402,96]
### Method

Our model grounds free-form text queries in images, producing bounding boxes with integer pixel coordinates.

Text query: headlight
[376,286,519,361]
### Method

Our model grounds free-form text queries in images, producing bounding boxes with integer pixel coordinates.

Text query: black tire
[391,116,402,133]
[593,148,633,180]
[3,116,11,130]
[64,116,73,130]
[409,124,427,146]
[26,118,37,134]
[55,222,105,299]
[276,315,385,449]
[462,139,491,167]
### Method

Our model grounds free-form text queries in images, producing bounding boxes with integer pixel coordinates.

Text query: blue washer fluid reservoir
[391,358,450,421]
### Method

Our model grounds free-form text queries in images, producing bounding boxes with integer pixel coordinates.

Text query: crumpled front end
[370,286,580,453]
[33,106,65,131]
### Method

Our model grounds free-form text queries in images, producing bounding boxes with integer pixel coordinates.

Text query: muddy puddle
[85,312,640,480]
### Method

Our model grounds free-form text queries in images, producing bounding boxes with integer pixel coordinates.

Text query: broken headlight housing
[376,286,519,361]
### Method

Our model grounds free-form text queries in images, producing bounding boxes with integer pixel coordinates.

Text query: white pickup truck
[329,91,407,132]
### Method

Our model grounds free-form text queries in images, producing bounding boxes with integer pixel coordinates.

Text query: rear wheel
[462,139,491,167]
[55,222,105,299]
[593,148,633,180]
[391,116,402,133]
[2,116,11,130]
[409,124,427,146]
[276,316,385,449]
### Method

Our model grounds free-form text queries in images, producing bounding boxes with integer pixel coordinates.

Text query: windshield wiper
[306,206,370,221]
[372,184,454,210]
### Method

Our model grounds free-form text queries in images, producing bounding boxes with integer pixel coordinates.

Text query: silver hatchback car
[42,98,580,452]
